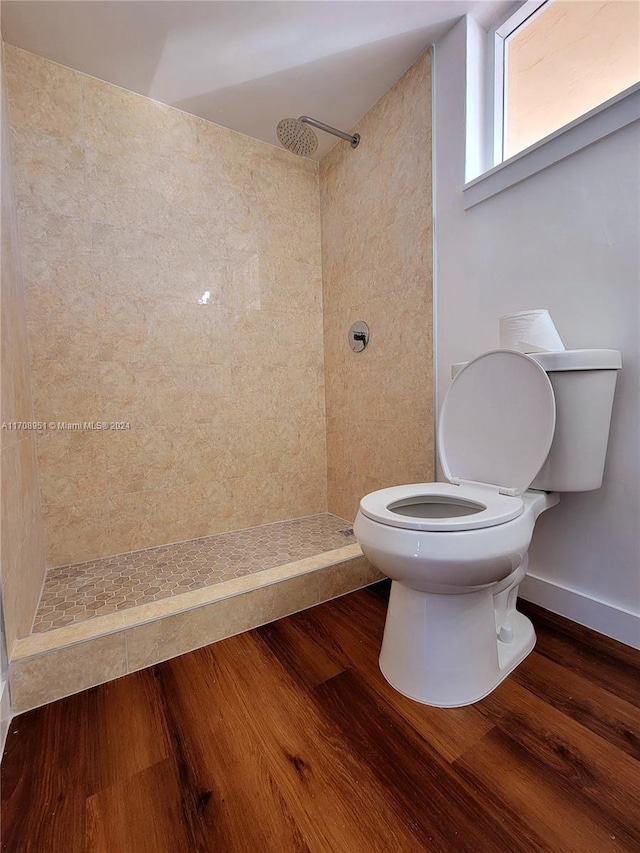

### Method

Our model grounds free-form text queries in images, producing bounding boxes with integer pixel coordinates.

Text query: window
[495,0,640,163]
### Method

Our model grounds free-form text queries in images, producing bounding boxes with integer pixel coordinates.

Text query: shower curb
[9,546,381,713]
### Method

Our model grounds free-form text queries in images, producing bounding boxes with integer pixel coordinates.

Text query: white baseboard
[519,573,640,650]
[0,677,11,758]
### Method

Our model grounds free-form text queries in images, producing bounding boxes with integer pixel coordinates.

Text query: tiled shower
[5,44,327,568]
[1,42,433,692]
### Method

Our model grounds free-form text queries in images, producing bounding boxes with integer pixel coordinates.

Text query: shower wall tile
[4,45,326,566]
[10,126,89,219]
[2,515,47,648]
[2,43,83,140]
[320,49,434,522]
[36,431,108,505]
[0,50,46,654]
[25,278,98,363]
[42,499,112,567]
[29,358,102,424]
[1,432,40,570]
[18,210,92,286]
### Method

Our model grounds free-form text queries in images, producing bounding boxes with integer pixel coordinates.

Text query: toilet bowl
[354,348,621,707]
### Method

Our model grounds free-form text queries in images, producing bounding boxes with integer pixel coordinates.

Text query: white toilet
[354,348,621,708]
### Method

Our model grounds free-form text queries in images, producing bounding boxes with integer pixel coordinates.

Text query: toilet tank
[451,349,622,493]
[527,349,621,491]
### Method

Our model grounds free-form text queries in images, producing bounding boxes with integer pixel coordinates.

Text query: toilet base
[379,581,536,708]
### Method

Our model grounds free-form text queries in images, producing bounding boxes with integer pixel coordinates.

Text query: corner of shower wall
[319,48,435,524]
[0,43,47,658]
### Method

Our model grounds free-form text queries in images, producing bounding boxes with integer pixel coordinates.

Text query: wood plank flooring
[2,584,639,853]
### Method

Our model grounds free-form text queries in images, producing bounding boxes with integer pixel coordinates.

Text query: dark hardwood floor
[2,584,639,852]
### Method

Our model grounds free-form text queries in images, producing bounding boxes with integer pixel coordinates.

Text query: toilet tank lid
[451,348,621,378]
[527,349,621,372]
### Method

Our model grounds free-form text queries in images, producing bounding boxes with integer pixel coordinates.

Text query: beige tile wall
[0,50,46,653]
[4,46,327,567]
[320,49,434,521]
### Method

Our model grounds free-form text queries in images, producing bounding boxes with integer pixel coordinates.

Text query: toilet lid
[439,350,556,496]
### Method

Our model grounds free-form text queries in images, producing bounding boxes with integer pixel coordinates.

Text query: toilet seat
[359,482,524,531]
[439,350,556,496]
[359,350,557,533]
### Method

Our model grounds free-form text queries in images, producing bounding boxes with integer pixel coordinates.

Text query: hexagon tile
[32,514,356,634]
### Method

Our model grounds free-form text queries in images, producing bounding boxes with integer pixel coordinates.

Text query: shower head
[276,116,360,156]
[276,118,318,156]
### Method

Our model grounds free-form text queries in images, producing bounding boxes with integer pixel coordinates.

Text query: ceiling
[0,1,510,160]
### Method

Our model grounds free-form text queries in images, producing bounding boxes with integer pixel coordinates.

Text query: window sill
[463,83,640,210]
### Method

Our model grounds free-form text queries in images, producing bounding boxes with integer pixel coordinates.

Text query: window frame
[492,0,549,166]
[463,1,640,209]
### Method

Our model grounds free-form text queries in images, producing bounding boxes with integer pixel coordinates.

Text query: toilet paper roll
[499,309,565,353]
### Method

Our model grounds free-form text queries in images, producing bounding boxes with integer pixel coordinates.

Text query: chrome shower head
[277,118,318,156]
[277,115,360,157]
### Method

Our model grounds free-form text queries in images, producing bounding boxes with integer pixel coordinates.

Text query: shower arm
[299,116,360,148]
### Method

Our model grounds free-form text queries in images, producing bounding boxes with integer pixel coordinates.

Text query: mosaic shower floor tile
[32,514,356,634]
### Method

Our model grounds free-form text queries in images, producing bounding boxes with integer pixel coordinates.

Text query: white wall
[434,18,640,646]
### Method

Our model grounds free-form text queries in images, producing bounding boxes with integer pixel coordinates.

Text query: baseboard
[0,677,11,757]
[519,572,640,650]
